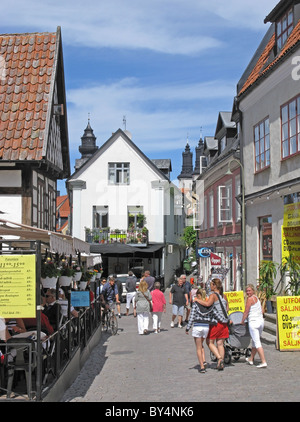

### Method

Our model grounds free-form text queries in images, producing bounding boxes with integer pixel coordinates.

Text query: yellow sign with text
[276,296,300,351]
[224,291,245,315]
[0,254,36,318]
[282,226,300,264]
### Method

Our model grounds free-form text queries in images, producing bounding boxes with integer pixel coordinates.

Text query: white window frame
[218,184,232,223]
[235,175,241,222]
[108,162,130,185]
[209,192,214,228]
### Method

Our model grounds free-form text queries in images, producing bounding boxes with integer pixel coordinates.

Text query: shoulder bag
[142,291,153,312]
[214,292,229,323]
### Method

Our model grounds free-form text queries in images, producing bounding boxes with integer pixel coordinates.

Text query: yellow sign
[224,291,245,315]
[283,202,300,227]
[0,255,36,318]
[282,226,300,264]
[276,296,300,351]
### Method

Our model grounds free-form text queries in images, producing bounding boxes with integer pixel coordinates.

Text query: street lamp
[226,158,246,290]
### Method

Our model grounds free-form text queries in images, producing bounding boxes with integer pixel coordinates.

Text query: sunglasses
[45,295,54,298]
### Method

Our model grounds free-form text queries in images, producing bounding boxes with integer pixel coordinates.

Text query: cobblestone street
[61,289,300,404]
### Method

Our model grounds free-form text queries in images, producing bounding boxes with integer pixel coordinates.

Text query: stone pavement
[61,289,300,403]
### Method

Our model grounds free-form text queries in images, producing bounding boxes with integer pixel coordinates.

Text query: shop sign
[197,247,213,258]
[210,252,222,266]
[276,296,300,351]
[224,291,245,314]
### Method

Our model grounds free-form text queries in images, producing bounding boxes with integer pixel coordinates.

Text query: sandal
[203,361,208,368]
[199,367,206,373]
[217,358,224,371]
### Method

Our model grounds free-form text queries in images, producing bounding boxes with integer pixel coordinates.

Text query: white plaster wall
[240,49,300,198]
[70,135,169,242]
[0,170,21,187]
[0,195,22,223]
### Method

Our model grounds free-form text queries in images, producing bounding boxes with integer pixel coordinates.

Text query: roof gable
[0,27,70,176]
[69,128,170,182]
[238,19,300,97]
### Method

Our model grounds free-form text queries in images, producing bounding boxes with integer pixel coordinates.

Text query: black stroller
[210,311,252,365]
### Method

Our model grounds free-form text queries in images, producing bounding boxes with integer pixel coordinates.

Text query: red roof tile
[0,31,56,161]
[239,20,300,96]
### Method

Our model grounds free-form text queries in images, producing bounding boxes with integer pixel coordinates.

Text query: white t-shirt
[0,318,7,341]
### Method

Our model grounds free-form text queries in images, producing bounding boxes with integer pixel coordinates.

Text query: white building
[67,126,185,285]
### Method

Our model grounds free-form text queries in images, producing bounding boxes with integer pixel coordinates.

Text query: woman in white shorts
[185,289,218,373]
[241,284,267,368]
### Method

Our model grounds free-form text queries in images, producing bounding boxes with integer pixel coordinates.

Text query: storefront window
[259,216,272,261]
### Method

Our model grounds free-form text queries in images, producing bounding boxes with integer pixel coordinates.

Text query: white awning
[0,218,92,257]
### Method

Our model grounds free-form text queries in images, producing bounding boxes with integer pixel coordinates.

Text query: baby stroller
[210,311,252,365]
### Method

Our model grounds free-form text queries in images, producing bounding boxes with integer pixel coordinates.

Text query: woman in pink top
[151,282,166,333]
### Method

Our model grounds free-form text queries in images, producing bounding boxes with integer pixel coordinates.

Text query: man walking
[125,271,137,316]
[169,275,189,328]
[144,270,155,292]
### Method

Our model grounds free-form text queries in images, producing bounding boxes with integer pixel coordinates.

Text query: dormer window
[276,8,294,51]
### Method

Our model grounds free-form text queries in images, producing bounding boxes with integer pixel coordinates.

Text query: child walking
[185,289,217,373]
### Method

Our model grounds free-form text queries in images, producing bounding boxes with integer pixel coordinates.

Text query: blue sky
[3,0,277,193]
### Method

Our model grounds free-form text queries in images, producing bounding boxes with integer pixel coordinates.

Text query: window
[209,192,214,228]
[235,176,241,222]
[128,207,145,228]
[93,206,108,228]
[281,95,300,159]
[108,163,130,185]
[218,184,232,223]
[254,117,270,171]
[200,156,207,174]
[276,8,294,51]
[259,216,272,261]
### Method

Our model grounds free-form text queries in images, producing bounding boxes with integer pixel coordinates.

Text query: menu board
[0,255,36,318]
[276,296,300,351]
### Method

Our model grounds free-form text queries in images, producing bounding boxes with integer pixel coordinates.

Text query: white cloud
[7,0,275,55]
[67,77,235,156]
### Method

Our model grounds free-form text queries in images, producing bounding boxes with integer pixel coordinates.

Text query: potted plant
[73,264,83,282]
[258,260,278,313]
[59,263,75,286]
[279,255,300,296]
[41,259,60,288]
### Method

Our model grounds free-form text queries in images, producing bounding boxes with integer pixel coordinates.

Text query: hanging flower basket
[41,277,58,289]
[59,276,73,286]
[79,281,87,290]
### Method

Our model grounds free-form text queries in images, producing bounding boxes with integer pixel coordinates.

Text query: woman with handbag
[134,278,153,335]
[194,278,229,370]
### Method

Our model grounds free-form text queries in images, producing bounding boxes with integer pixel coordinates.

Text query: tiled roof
[56,195,70,218]
[239,20,300,96]
[0,31,56,160]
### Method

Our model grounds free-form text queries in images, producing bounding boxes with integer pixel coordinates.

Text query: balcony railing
[85,227,148,246]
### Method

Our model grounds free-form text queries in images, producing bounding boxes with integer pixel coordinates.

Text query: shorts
[172,304,184,316]
[192,325,210,338]
[207,322,229,340]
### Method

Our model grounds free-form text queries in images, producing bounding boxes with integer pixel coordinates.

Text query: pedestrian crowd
[102,271,268,374]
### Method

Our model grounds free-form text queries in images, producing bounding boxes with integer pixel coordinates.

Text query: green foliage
[258,260,278,300]
[280,256,300,296]
[41,260,60,278]
[182,226,197,249]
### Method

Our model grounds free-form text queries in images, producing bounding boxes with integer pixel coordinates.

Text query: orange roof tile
[239,20,300,96]
[0,31,56,161]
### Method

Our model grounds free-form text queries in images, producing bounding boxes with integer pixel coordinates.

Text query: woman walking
[135,278,153,335]
[185,288,218,373]
[194,278,229,370]
[241,284,267,368]
[151,282,166,333]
